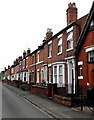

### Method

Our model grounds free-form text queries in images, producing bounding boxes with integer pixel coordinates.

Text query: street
[2,82,50,118]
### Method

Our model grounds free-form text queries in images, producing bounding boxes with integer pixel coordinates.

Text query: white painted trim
[57,34,62,38]
[67,26,73,33]
[57,52,62,56]
[48,56,52,59]
[86,46,94,52]
[78,61,83,65]
[37,50,40,53]
[65,56,75,60]
[66,48,73,52]
[36,61,44,65]
[37,69,40,72]
[78,76,83,79]
[30,64,36,67]
[48,41,52,45]
[52,61,66,65]
[42,64,48,67]
[53,63,65,87]
[48,64,52,67]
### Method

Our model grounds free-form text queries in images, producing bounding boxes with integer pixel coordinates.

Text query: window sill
[48,56,52,59]
[57,52,62,56]
[66,48,73,52]
[78,76,83,79]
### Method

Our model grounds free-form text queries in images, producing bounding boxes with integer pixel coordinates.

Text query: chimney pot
[8,65,10,69]
[4,67,6,71]
[23,50,26,58]
[27,48,31,56]
[66,2,78,25]
[19,56,22,62]
[46,28,53,40]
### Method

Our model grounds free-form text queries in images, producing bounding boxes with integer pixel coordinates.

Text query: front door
[68,61,74,94]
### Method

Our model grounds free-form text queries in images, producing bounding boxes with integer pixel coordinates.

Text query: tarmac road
[2,82,50,118]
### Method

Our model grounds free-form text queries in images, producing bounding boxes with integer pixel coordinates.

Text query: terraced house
[2,2,94,106]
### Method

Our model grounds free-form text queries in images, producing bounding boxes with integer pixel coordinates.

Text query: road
[2,82,50,118]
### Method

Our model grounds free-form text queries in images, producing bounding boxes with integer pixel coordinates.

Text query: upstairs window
[88,50,94,63]
[58,37,62,54]
[67,31,73,50]
[48,42,52,58]
[37,51,40,63]
[32,71,35,82]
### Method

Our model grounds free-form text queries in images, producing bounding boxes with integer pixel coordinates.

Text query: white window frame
[66,27,73,51]
[48,67,52,83]
[48,42,52,58]
[57,37,62,55]
[37,69,40,83]
[43,66,47,84]
[53,64,65,87]
[88,50,94,63]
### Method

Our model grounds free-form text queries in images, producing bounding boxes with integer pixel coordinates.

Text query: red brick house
[3,2,94,106]
[75,2,94,90]
[3,66,11,82]
[34,3,88,95]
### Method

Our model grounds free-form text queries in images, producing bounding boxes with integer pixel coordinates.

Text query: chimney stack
[8,65,10,69]
[4,67,6,71]
[23,50,26,58]
[16,58,18,65]
[18,56,22,62]
[46,28,53,40]
[27,48,31,56]
[66,2,78,25]
[14,61,16,66]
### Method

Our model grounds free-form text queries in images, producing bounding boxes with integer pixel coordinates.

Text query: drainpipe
[75,55,79,96]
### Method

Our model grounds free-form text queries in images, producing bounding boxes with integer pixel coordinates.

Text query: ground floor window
[24,72,26,81]
[54,66,57,83]
[18,74,20,80]
[32,71,35,82]
[43,66,47,84]
[48,67,52,83]
[37,70,40,83]
[59,65,63,84]
[53,64,65,87]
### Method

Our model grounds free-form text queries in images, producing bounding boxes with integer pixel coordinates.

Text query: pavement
[2,83,94,119]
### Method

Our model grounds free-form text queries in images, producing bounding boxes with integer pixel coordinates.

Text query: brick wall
[78,30,94,88]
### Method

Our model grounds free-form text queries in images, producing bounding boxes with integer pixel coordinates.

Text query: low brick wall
[52,95,72,107]
[31,85,48,97]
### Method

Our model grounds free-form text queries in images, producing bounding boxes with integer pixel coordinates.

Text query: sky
[0,0,94,72]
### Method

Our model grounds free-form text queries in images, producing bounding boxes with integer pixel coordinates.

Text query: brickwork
[78,30,94,88]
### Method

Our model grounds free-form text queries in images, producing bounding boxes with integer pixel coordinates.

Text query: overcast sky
[0,0,93,71]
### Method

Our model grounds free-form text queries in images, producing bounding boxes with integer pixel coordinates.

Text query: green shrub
[20,84,28,91]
